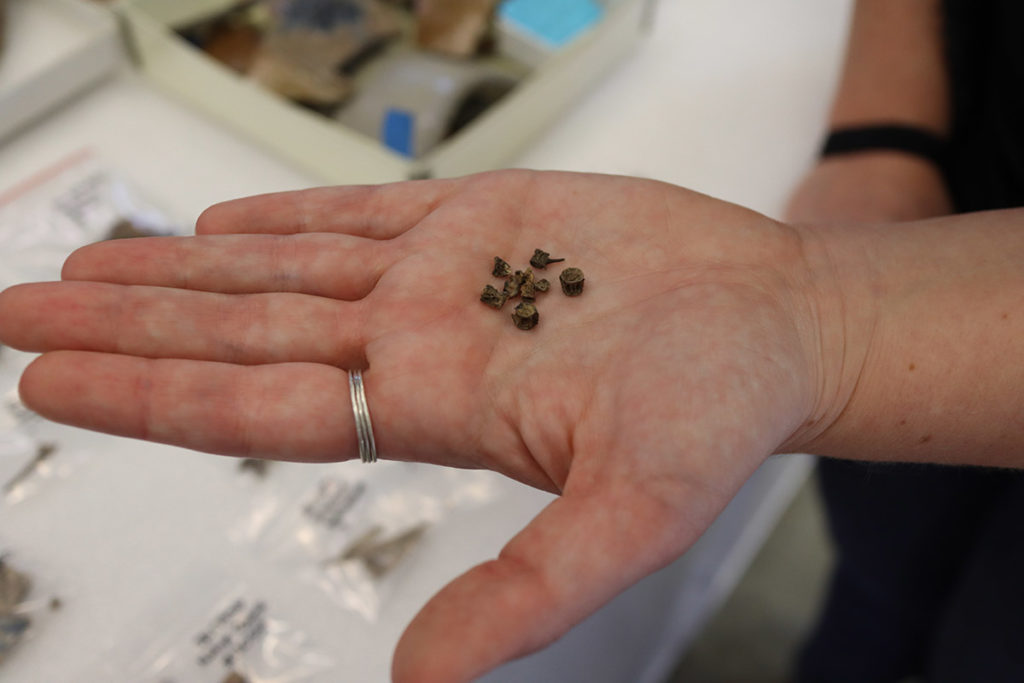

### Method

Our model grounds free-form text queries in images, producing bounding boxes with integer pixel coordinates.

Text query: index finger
[196,179,459,240]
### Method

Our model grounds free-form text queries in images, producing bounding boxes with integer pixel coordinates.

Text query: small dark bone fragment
[502,270,526,299]
[3,442,57,495]
[480,284,507,309]
[535,278,550,293]
[511,302,539,330]
[222,673,250,683]
[239,458,271,477]
[529,249,566,269]
[518,268,537,301]
[559,267,585,296]
[49,597,62,611]
[520,278,536,302]
[492,257,511,278]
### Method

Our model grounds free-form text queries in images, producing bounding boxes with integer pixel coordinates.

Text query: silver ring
[348,369,378,463]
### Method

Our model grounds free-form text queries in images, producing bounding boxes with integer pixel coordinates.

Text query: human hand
[0,170,831,682]
[785,151,952,224]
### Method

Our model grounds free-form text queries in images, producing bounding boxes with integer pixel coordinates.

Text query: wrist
[784,211,1024,466]
[775,220,882,455]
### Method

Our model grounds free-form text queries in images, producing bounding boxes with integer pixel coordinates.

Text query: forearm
[785,1,953,225]
[795,210,1024,467]
[829,0,949,134]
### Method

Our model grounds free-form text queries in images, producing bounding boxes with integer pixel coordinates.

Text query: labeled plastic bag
[0,152,170,504]
[97,576,333,683]
[0,383,93,507]
[233,462,497,620]
[0,150,180,291]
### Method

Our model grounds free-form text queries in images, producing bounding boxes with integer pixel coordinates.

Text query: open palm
[0,170,822,682]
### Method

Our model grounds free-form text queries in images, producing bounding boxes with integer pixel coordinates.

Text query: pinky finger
[19,351,358,462]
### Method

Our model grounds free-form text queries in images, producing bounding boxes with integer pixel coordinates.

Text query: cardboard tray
[116,0,654,184]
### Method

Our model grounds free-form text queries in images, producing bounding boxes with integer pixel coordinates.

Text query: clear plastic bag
[0,381,92,506]
[0,151,174,504]
[92,575,334,683]
[0,149,181,291]
[0,385,36,494]
[0,382,94,507]
[233,462,497,620]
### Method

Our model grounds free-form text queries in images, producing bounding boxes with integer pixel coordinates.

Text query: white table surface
[0,1,851,681]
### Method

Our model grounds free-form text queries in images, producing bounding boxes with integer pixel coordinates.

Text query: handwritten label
[302,478,365,530]
[194,598,268,669]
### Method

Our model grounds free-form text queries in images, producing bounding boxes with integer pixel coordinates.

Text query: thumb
[391,481,711,683]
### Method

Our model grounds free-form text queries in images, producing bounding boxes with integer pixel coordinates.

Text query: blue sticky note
[499,0,605,48]
[382,108,415,158]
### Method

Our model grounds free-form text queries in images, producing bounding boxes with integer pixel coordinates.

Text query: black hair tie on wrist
[822,124,948,170]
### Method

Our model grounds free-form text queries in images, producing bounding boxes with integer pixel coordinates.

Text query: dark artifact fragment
[559,267,585,296]
[520,277,536,302]
[0,559,30,613]
[480,284,507,309]
[335,523,429,578]
[535,278,550,293]
[0,556,32,665]
[3,442,57,494]
[238,458,271,477]
[106,219,151,241]
[502,269,526,299]
[511,302,539,330]
[223,672,250,683]
[492,256,511,278]
[529,249,565,269]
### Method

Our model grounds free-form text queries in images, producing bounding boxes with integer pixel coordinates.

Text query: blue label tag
[499,0,605,47]
[382,108,415,158]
